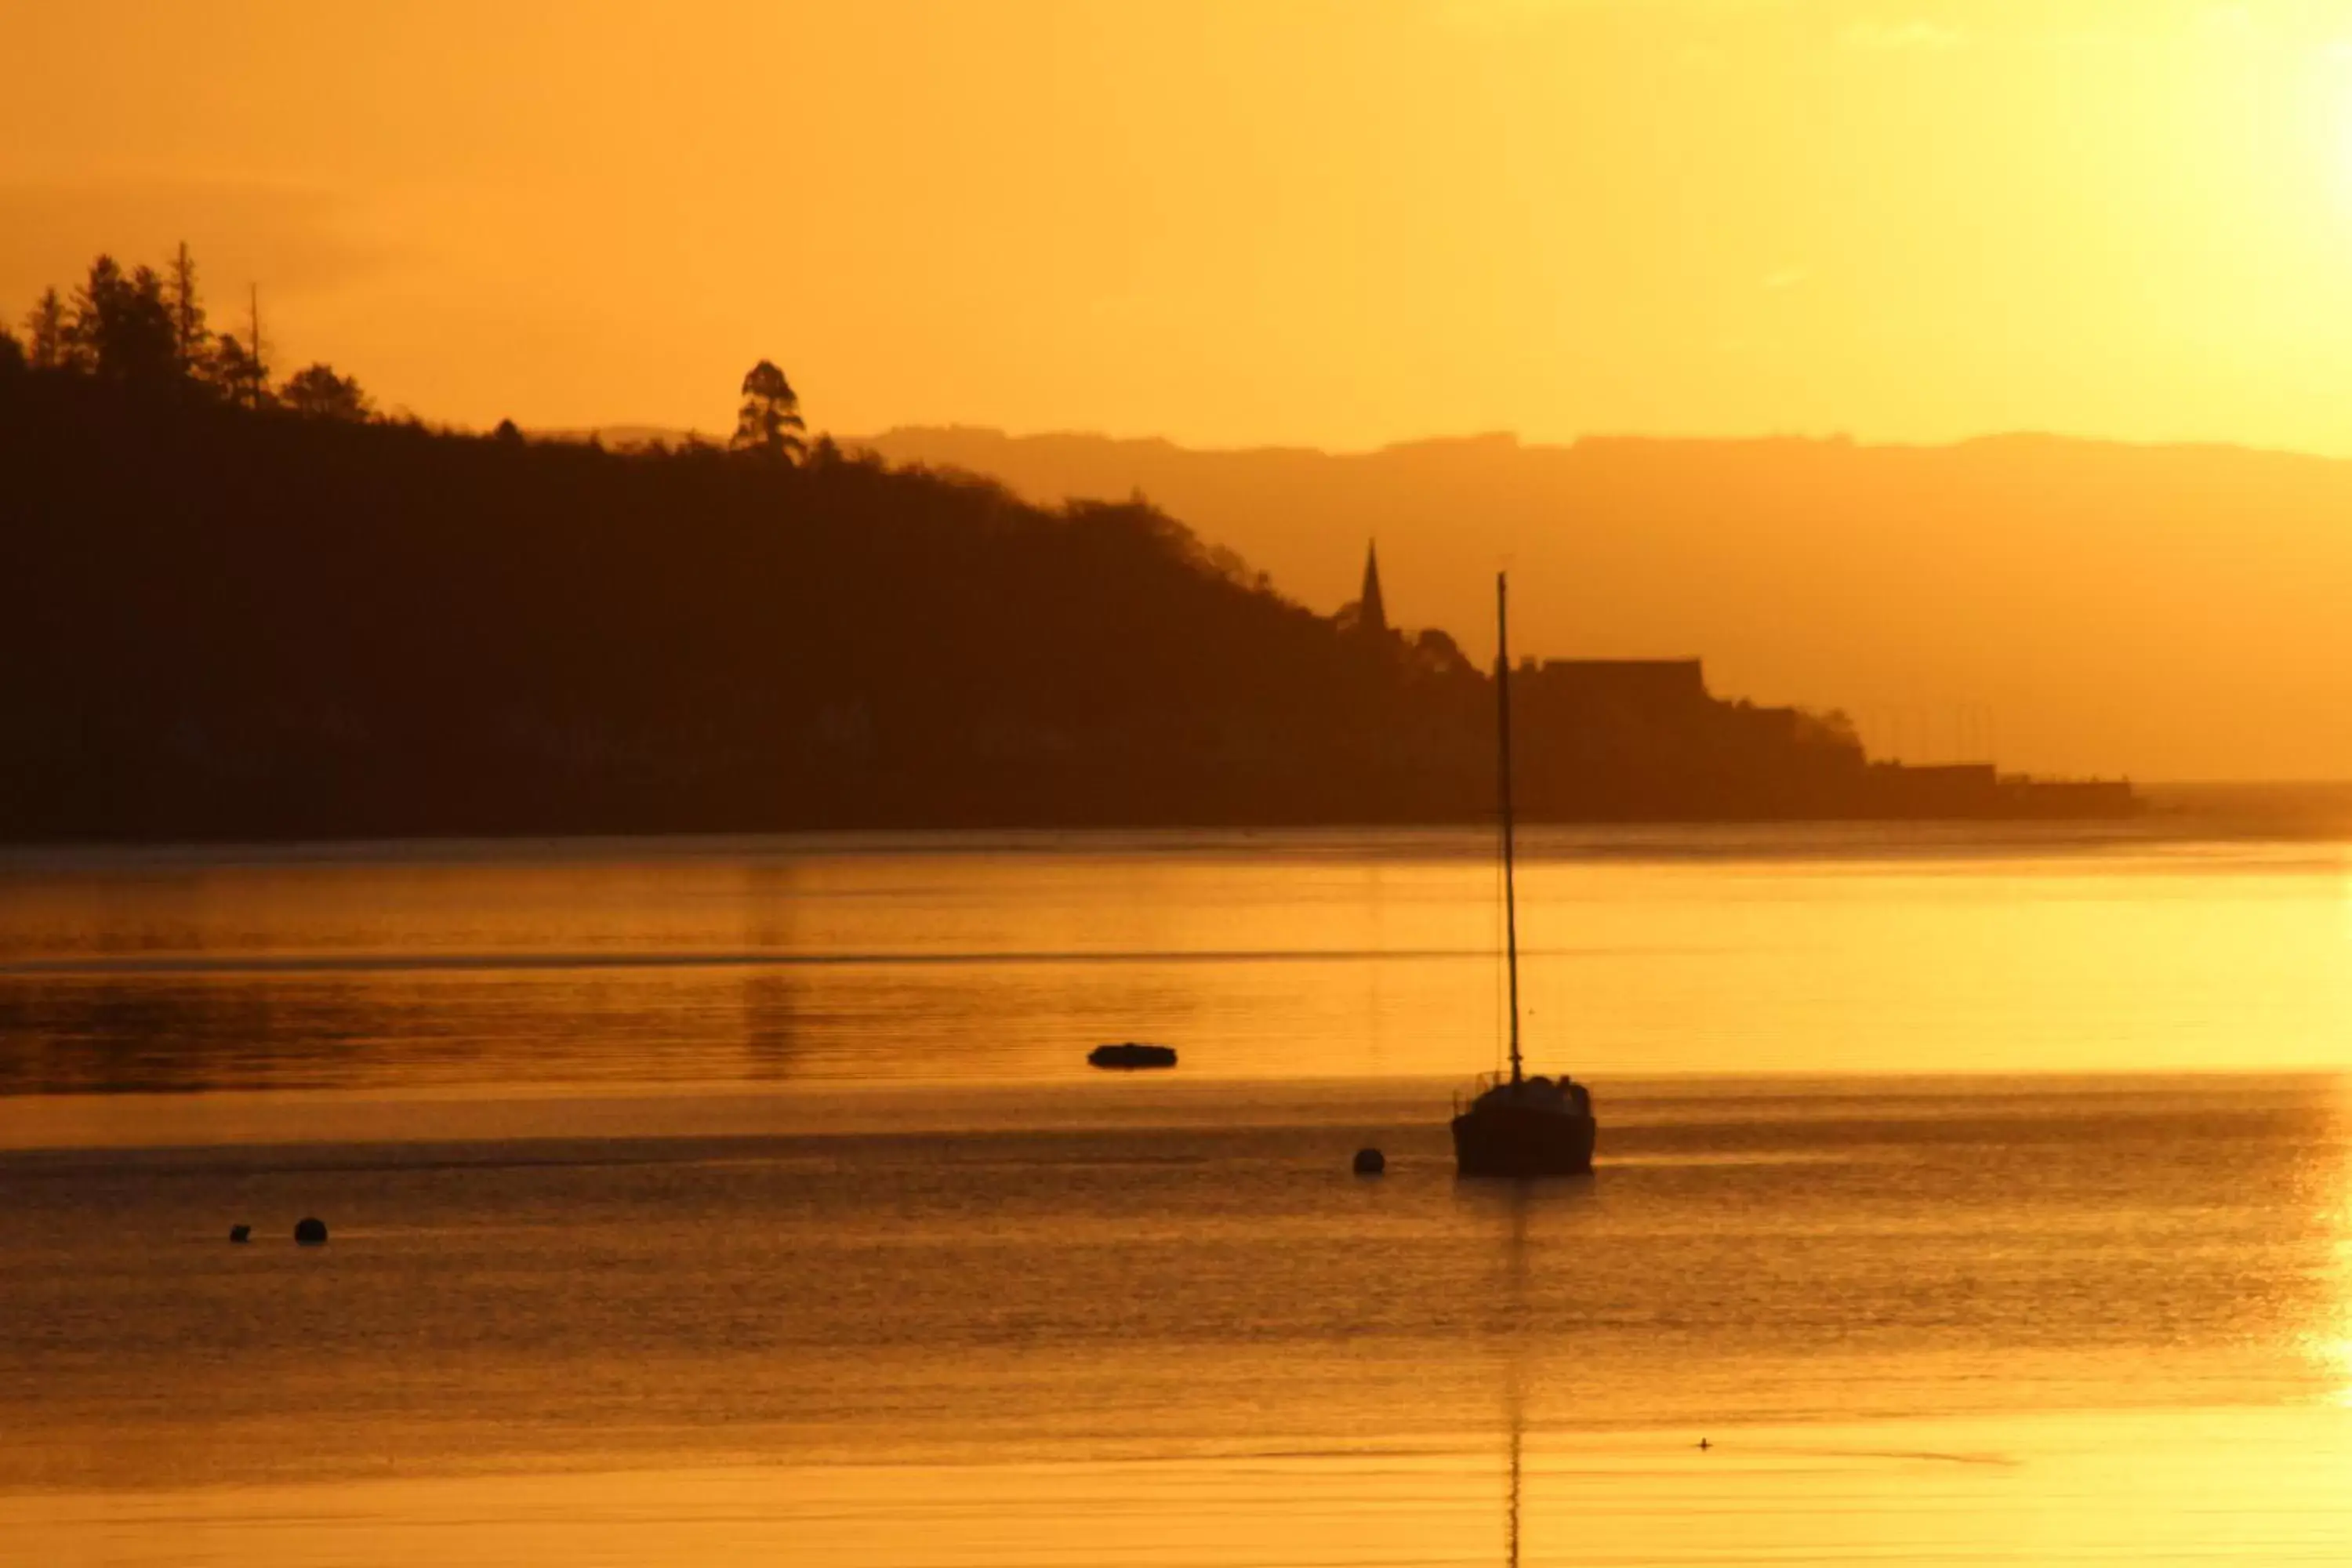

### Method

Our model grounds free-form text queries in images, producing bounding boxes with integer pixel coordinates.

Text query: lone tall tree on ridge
[731,359,806,463]
[166,242,207,375]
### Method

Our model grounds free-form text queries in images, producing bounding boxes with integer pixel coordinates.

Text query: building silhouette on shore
[1358,541,1389,638]
[1349,542,2135,822]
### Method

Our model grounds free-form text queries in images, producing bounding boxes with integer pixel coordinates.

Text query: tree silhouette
[20,289,67,371]
[62,256,118,370]
[166,242,208,376]
[210,334,271,408]
[279,362,372,421]
[68,256,177,387]
[0,328,22,378]
[731,359,806,463]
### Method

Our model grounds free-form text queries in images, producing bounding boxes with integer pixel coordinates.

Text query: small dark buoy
[1697,1438,1712,1451]
[293,1217,328,1247]
[1352,1147,1385,1176]
[228,1224,251,1243]
[1088,1042,1178,1070]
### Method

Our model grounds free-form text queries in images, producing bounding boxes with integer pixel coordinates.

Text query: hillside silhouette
[854,426,2352,782]
[1,249,2132,839]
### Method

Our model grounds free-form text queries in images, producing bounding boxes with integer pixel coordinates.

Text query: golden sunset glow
[13,2,2352,452]
[14,7,2352,1566]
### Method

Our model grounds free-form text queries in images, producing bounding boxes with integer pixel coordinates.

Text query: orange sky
[11,2,2352,452]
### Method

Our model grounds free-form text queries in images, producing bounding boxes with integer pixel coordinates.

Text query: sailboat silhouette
[1452,572,1599,1177]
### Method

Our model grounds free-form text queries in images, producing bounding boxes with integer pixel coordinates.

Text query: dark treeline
[4,245,365,418]
[0,247,1487,837]
[0,249,2125,840]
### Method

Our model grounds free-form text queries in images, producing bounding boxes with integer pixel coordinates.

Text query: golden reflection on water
[1,828,2350,1094]
[2318,1076,2352,1410]
[9,829,2352,1563]
[12,1408,2352,1568]
[6,1075,2352,1564]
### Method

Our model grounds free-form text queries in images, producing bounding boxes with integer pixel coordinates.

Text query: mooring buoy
[228,1224,251,1243]
[1352,1147,1385,1175]
[294,1217,328,1246]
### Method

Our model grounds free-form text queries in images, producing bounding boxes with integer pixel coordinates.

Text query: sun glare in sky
[2331,49,2352,202]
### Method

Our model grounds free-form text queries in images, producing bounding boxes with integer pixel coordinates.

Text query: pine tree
[67,256,177,386]
[279,362,372,421]
[166,241,208,377]
[20,289,67,370]
[209,283,272,409]
[210,334,272,409]
[67,254,125,368]
[730,360,807,463]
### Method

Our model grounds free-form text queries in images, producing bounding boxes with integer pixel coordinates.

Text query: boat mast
[1497,572,1523,1086]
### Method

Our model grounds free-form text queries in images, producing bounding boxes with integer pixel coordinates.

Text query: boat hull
[1451,1105,1596,1177]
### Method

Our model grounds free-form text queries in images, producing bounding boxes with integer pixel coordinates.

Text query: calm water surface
[5,810,2352,1564]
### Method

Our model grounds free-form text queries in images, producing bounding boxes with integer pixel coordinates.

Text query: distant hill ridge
[850,425,2352,781]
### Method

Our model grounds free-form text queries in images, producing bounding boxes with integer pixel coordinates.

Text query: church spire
[1359,539,1389,637]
